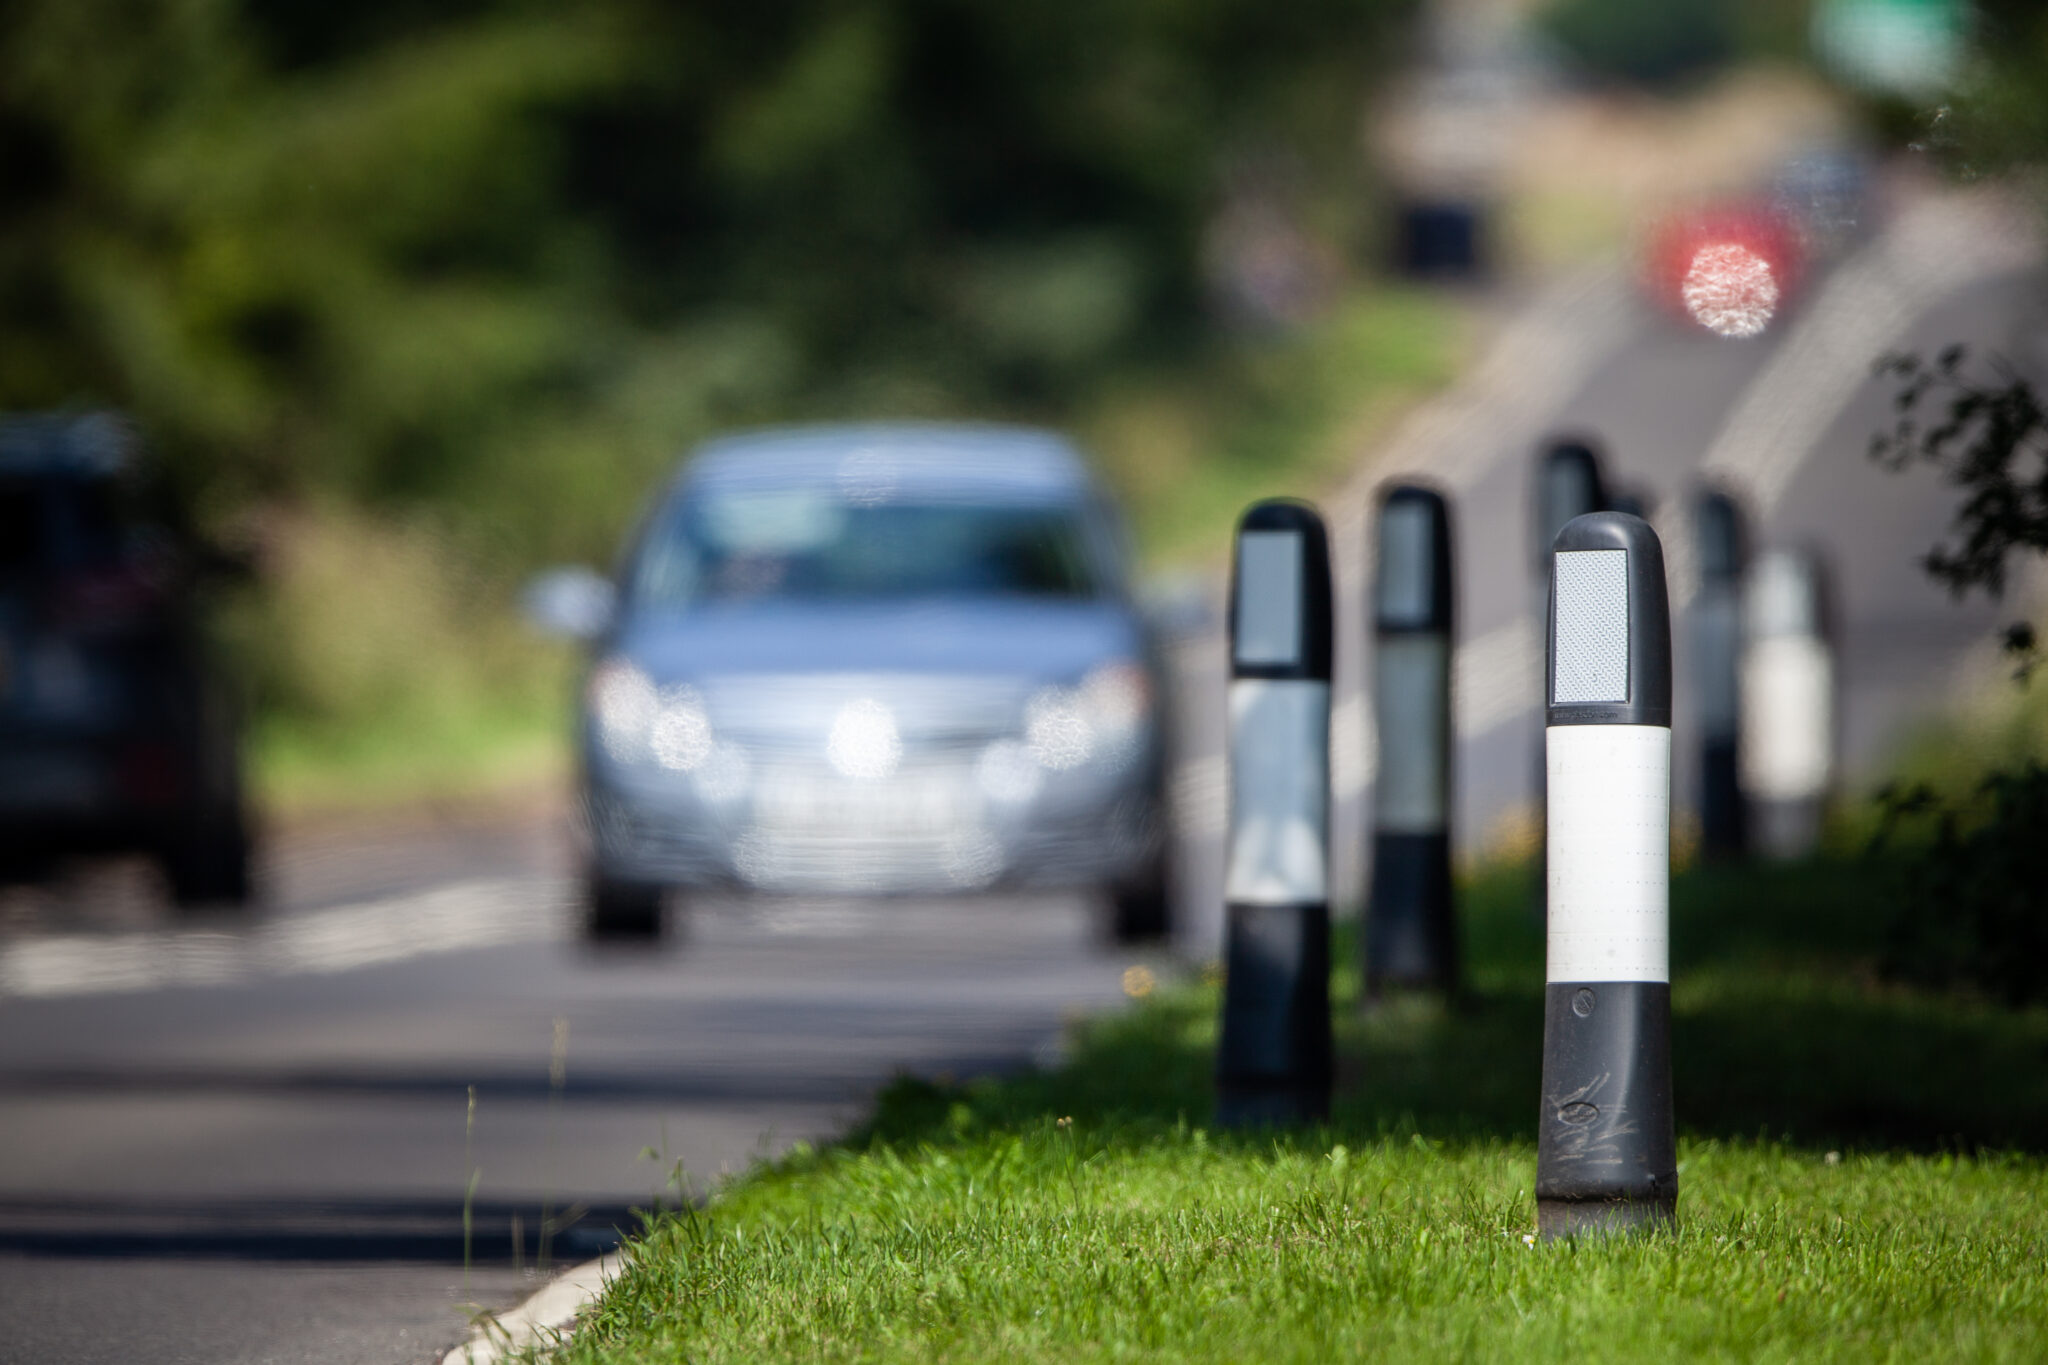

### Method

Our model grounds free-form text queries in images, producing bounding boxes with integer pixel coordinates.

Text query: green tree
[0,0,1416,564]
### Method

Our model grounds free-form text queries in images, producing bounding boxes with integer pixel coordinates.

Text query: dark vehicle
[533,424,1174,942]
[0,414,250,905]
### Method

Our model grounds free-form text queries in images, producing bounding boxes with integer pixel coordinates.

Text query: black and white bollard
[1217,500,1334,1128]
[1741,549,1835,859]
[1692,490,1748,860]
[1364,485,1457,998]
[1536,511,1678,1239]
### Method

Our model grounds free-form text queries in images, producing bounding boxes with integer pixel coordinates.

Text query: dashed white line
[0,878,568,1000]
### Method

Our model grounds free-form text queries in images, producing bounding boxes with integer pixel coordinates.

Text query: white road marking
[0,878,567,1000]
[440,1252,628,1365]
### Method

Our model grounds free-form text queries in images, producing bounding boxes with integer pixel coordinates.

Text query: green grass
[550,858,2048,1362]
[249,695,568,815]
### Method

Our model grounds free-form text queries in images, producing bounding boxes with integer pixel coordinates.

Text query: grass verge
[551,858,2048,1362]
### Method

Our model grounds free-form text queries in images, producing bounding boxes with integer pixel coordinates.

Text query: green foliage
[1089,287,1465,564]
[1873,767,2048,1007]
[218,507,578,808]
[550,858,2048,1362]
[0,0,1441,794]
[0,0,1417,566]
[1866,351,2048,1005]
[1871,349,2048,609]
[1898,0,2048,175]
[1535,0,1809,90]
[0,0,1432,794]
[1539,0,1739,87]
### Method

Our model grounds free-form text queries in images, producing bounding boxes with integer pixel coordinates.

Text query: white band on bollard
[1545,724,1670,983]
[1740,636,1832,801]
[1225,679,1330,904]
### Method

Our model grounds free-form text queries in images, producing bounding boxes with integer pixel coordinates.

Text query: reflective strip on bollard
[1537,510,1678,1239]
[1216,499,1333,1128]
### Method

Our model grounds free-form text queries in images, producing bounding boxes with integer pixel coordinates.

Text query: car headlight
[1023,661,1152,773]
[588,660,714,771]
[651,688,713,771]
[589,659,658,761]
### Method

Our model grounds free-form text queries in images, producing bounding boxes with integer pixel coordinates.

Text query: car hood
[611,598,1145,686]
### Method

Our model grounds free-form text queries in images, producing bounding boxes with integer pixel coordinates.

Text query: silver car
[551,424,1172,940]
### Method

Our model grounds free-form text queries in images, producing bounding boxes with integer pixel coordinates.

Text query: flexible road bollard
[1217,500,1333,1127]
[1536,511,1678,1239]
[1693,490,1748,860]
[1364,485,1457,998]
[1741,549,1835,858]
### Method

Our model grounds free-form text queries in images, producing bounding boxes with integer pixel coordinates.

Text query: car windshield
[633,488,1106,607]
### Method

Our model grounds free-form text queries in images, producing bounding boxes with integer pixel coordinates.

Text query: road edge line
[437,1250,627,1365]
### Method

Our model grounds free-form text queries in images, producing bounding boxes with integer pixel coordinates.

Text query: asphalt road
[0,814,1154,1363]
[0,186,2040,1364]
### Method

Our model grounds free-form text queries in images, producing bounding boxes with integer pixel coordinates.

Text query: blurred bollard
[1536,512,1678,1239]
[1364,486,1458,999]
[1216,500,1333,1128]
[1606,484,1654,521]
[1534,440,1610,575]
[1741,549,1835,858]
[1693,490,1749,860]
[1531,439,1610,916]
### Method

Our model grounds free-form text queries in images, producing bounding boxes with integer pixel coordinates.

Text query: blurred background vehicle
[531,424,1173,942]
[1642,200,1806,337]
[0,413,251,906]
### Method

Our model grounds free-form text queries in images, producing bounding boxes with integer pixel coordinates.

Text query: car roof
[679,423,1096,505]
[0,413,135,478]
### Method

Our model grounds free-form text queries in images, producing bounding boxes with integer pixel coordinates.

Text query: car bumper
[0,732,193,849]
[585,759,1163,896]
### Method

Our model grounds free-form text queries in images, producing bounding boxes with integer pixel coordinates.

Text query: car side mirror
[522,566,616,641]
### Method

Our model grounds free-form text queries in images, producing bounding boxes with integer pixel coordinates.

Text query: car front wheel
[585,874,665,940]
[1109,857,1172,945]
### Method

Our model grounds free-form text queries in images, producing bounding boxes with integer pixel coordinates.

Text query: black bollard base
[1364,831,1457,997]
[1536,1194,1677,1241]
[1753,796,1825,860]
[1700,736,1747,860]
[1534,981,1678,1224]
[1215,1084,1330,1129]
[1216,901,1331,1129]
